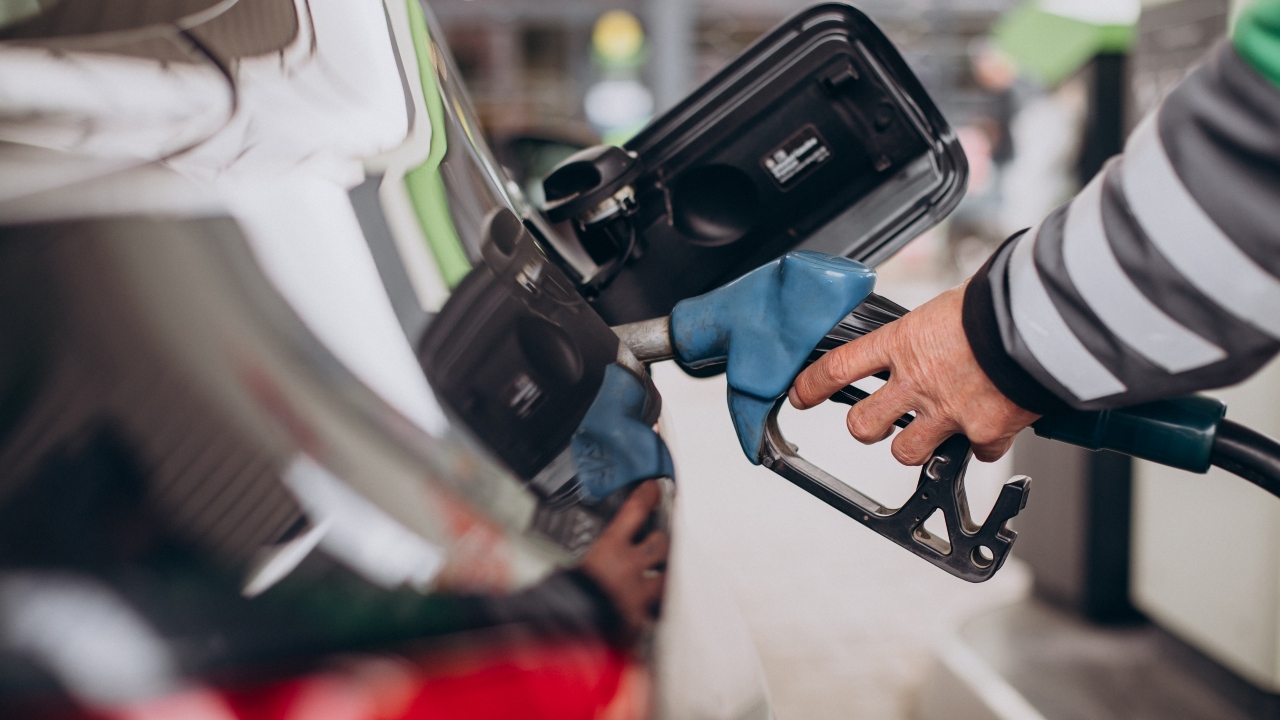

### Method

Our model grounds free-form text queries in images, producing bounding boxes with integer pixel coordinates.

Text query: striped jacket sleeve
[962,0,1280,413]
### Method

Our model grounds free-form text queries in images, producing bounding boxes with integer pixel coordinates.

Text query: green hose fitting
[1032,395,1227,473]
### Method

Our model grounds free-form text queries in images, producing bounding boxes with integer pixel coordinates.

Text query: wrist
[962,234,1072,416]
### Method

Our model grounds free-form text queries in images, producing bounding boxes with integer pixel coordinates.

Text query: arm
[792,1,1280,464]
[970,5,1280,414]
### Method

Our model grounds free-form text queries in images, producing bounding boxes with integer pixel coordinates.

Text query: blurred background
[426,0,1167,286]
[429,1,1280,719]
[431,0,1021,262]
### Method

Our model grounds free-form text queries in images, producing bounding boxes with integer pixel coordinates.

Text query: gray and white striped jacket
[964,38,1280,413]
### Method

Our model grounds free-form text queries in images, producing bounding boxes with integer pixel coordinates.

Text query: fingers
[602,480,661,544]
[788,283,1039,469]
[790,332,889,409]
[971,436,1015,463]
[889,411,1021,465]
[575,481,672,639]
[890,416,1018,465]
[844,381,913,444]
[889,415,957,466]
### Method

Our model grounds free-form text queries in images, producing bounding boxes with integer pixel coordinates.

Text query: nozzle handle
[758,401,1030,582]
[778,294,1030,582]
[672,250,1028,583]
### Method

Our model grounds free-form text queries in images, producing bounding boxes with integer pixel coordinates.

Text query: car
[0,1,963,717]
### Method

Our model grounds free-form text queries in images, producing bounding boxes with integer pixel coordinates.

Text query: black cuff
[963,234,1071,416]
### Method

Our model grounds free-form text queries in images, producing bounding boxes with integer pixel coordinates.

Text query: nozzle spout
[613,316,675,363]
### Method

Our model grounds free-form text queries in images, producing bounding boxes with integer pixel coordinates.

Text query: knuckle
[891,374,918,398]
[815,361,840,387]
[823,350,854,385]
[795,364,833,403]
[967,429,998,447]
[972,448,998,463]
[974,439,1013,462]
[965,421,1005,447]
[893,421,947,466]
[846,412,885,443]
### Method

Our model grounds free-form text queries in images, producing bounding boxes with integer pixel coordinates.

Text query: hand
[579,480,668,636]
[789,283,1039,464]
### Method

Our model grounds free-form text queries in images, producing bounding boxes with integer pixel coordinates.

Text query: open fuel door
[539,3,967,324]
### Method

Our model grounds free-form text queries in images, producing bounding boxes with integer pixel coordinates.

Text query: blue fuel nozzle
[669,250,878,461]
[656,250,1027,583]
[624,249,1273,583]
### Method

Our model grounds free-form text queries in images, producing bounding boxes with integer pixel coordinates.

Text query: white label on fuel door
[762,126,831,188]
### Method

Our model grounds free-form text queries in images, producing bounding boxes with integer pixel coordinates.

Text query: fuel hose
[1210,419,1280,499]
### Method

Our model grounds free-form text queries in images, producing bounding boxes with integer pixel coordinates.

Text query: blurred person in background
[947,38,1064,277]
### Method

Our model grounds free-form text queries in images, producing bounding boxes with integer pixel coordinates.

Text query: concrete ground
[651,262,1031,720]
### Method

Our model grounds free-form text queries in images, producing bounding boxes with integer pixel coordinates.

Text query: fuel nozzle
[614,250,877,456]
[668,251,877,459]
[614,250,1031,583]
[614,248,1280,582]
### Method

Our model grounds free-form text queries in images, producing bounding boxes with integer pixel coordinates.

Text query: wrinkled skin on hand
[579,480,668,638]
[789,283,1040,465]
